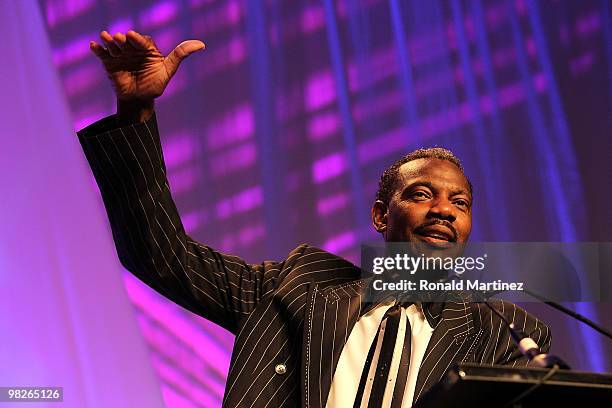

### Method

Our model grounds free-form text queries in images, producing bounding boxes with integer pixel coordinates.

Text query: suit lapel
[301,280,365,408]
[301,282,484,407]
[413,301,482,402]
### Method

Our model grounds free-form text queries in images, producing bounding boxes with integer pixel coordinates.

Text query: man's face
[372,158,472,247]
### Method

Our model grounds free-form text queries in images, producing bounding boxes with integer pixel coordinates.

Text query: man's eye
[412,191,429,199]
[455,200,469,207]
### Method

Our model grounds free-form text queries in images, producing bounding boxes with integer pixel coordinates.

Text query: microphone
[481,299,571,369]
[432,274,576,368]
[521,286,612,341]
[479,284,612,407]
[427,269,612,368]
[481,282,612,368]
[482,284,612,341]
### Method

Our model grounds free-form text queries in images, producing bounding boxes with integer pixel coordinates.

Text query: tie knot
[382,302,411,320]
[395,300,414,309]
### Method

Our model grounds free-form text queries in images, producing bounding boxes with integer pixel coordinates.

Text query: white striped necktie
[353,302,412,408]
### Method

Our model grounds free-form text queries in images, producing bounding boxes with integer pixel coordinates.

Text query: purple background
[2,0,611,406]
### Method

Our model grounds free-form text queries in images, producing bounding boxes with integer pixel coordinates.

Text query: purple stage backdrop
[1,0,610,406]
[0,1,166,407]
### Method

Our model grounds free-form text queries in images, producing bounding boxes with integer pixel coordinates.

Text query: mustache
[413,219,458,242]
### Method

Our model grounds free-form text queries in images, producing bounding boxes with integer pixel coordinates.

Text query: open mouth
[418,232,452,243]
[414,226,457,244]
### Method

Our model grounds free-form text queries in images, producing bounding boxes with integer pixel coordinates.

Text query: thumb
[166,40,206,76]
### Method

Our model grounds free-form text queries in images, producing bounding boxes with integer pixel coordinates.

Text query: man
[79,30,550,407]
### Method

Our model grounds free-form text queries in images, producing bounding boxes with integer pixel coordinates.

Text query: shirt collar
[360,290,444,329]
[358,275,474,328]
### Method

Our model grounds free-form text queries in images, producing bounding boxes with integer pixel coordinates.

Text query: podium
[415,363,612,407]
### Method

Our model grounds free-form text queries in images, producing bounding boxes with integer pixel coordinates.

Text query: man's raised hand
[90,30,205,104]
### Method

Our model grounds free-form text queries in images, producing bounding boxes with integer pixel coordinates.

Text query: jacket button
[274,364,287,375]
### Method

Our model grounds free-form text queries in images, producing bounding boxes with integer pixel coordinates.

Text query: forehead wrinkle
[395,160,471,198]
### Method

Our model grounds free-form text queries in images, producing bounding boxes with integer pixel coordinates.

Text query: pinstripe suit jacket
[78,115,551,408]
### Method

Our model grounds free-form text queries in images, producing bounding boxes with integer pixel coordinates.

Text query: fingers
[173,40,206,58]
[112,32,132,52]
[94,29,191,60]
[96,30,140,58]
[165,40,206,76]
[126,30,151,50]
[89,40,109,59]
[100,30,121,57]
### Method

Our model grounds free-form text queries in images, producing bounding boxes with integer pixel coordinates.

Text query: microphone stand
[481,281,612,368]
[435,273,612,368]
[422,266,612,406]
[481,299,571,369]
[521,287,612,341]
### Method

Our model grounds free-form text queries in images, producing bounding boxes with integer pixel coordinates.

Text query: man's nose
[427,197,456,222]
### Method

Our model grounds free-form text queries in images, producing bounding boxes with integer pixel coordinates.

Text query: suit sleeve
[476,300,552,366]
[77,114,296,334]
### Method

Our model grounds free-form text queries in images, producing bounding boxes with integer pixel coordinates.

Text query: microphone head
[518,337,539,356]
[528,353,571,369]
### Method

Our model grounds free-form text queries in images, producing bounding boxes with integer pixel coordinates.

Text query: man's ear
[371,200,388,233]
